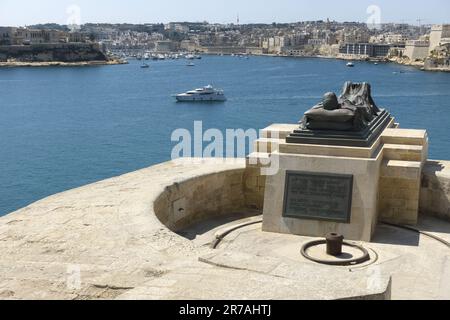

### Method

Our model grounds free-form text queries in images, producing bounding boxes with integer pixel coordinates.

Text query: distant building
[0,27,86,45]
[342,29,370,45]
[404,40,430,61]
[386,33,409,44]
[308,38,327,46]
[282,48,305,56]
[19,29,67,44]
[0,27,16,45]
[371,33,409,45]
[261,36,286,54]
[339,43,397,58]
[69,32,86,43]
[429,24,450,53]
[165,23,189,33]
[261,34,309,54]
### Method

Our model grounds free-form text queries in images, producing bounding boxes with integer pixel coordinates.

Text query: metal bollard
[326,233,344,256]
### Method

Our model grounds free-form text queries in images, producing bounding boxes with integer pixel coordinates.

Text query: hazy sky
[0,0,448,26]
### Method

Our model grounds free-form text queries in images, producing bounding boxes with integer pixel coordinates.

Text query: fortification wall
[154,165,249,232]
[0,43,108,62]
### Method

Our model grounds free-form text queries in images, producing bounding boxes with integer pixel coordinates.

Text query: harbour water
[1,55,449,216]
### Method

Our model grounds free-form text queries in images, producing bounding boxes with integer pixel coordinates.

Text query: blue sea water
[1,55,449,216]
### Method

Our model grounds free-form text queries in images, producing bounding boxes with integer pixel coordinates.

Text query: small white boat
[347,62,355,67]
[175,85,227,102]
[187,62,195,67]
[141,63,150,69]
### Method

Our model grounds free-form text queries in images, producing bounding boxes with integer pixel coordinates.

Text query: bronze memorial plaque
[283,171,353,223]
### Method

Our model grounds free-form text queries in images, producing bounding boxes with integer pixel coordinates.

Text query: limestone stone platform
[0,158,449,300]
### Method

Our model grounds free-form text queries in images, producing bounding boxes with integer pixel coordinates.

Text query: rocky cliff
[0,43,108,63]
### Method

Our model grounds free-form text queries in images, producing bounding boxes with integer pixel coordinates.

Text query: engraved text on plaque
[283,171,353,223]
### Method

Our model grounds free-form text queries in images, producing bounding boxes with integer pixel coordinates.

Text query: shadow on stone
[334,253,355,260]
[420,160,450,224]
[371,224,420,247]
[177,211,261,241]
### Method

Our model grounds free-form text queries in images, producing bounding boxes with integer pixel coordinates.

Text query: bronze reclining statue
[300,82,381,132]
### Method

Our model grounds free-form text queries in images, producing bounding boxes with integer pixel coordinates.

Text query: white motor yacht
[175,85,227,102]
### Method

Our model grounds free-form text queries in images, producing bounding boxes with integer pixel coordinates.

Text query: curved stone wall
[154,165,249,232]
[420,160,450,220]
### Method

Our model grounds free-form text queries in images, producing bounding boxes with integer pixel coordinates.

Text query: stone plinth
[248,123,428,241]
[378,129,429,225]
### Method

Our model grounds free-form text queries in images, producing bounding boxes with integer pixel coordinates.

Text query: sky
[0,0,449,26]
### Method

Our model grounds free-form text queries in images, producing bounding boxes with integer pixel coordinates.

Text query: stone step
[254,138,280,153]
[261,124,298,139]
[381,129,427,146]
[278,141,375,158]
[246,152,271,168]
[383,144,424,162]
[380,160,422,180]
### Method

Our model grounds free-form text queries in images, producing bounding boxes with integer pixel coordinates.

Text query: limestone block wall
[377,129,428,225]
[154,168,249,231]
[420,160,450,220]
[378,177,421,225]
[243,124,299,211]
[243,165,266,210]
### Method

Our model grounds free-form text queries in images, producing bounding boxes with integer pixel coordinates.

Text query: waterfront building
[0,27,86,45]
[339,43,397,58]
[281,48,305,56]
[0,27,17,45]
[19,29,68,44]
[261,36,286,54]
[261,34,310,55]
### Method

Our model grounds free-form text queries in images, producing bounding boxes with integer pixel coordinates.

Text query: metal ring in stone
[300,240,371,266]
